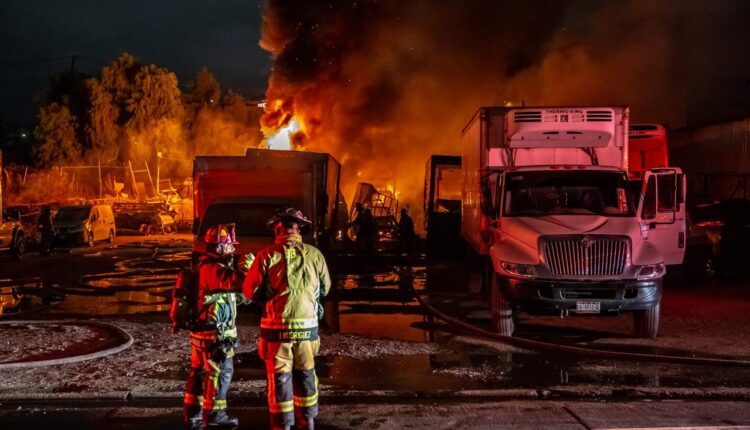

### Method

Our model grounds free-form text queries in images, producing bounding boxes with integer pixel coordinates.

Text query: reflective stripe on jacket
[189,254,244,341]
[242,233,331,342]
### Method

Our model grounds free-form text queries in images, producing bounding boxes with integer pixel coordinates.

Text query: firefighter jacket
[190,254,245,342]
[243,233,331,342]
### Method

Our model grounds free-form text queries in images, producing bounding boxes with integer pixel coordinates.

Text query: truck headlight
[636,263,665,279]
[500,262,536,278]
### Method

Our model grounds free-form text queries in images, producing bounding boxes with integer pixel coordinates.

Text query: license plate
[576,301,601,314]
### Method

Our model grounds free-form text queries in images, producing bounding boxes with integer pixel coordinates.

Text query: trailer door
[638,168,687,265]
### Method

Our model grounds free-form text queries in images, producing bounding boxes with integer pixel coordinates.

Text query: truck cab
[461,107,686,338]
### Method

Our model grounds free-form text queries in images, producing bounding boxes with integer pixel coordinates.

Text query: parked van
[55,205,116,246]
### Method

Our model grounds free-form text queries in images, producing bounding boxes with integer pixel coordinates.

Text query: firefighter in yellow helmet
[183,224,246,430]
[243,208,331,430]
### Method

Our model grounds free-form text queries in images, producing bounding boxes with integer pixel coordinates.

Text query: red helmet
[203,224,238,245]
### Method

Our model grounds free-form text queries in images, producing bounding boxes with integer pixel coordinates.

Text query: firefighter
[397,207,416,254]
[243,208,331,430]
[183,224,246,430]
[354,206,375,252]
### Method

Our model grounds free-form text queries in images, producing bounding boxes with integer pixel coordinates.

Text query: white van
[55,205,116,246]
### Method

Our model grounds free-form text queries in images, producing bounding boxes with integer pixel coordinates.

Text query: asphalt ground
[2,399,750,430]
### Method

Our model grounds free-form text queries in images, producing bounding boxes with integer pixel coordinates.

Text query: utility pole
[98,159,102,199]
[156,151,162,195]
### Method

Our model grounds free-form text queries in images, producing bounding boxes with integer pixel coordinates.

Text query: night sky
[2,1,750,129]
[1,0,270,126]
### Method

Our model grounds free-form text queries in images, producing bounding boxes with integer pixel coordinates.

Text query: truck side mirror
[677,173,686,204]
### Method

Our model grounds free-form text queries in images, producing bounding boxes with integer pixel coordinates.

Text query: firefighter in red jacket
[183,224,245,429]
[243,208,331,430]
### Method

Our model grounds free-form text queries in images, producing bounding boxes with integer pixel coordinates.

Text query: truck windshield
[503,171,633,217]
[200,202,285,238]
[55,206,91,222]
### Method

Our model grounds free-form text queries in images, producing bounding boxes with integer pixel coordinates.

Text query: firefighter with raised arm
[243,208,331,430]
[182,224,248,430]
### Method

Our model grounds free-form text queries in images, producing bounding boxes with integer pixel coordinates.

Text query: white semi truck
[461,107,686,338]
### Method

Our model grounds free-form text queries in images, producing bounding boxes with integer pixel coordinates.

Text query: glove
[239,253,255,273]
[237,293,251,305]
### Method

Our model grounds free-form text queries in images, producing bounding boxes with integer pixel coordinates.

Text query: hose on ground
[412,286,750,368]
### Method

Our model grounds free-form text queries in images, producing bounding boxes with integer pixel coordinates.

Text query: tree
[85,78,120,163]
[35,103,82,166]
[186,67,222,106]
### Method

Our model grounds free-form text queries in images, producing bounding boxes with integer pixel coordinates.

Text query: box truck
[628,124,669,180]
[193,149,342,255]
[461,107,686,338]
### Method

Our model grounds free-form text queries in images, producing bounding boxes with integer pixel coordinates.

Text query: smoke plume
[258,0,734,228]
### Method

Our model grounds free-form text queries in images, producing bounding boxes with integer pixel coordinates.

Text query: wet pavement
[1,234,750,395]
[3,400,750,430]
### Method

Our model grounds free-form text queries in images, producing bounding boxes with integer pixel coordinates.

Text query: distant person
[356,208,375,252]
[182,224,246,430]
[398,208,416,253]
[37,205,55,256]
[243,208,331,430]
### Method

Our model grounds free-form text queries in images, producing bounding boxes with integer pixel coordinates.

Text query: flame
[261,98,308,151]
[265,117,303,150]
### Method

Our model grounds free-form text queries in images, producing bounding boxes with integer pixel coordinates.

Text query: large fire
[264,117,303,150]
[260,99,308,151]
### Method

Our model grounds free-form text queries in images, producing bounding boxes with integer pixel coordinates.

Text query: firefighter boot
[205,410,239,428]
[184,417,202,430]
[295,417,314,430]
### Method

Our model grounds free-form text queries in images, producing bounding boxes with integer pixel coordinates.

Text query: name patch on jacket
[260,327,319,342]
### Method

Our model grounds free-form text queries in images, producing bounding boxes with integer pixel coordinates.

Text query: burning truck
[461,107,686,338]
[192,148,343,256]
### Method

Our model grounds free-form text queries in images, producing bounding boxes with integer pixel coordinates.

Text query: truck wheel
[108,230,115,244]
[490,273,514,337]
[87,232,95,247]
[11,233,25,260]
[633,304,660,338]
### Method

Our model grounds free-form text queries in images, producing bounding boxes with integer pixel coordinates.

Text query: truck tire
[87,232,95,247]
[11,232,25,260]
[490,273,514,337]
[633,304,660,338]
[108,230,115,244]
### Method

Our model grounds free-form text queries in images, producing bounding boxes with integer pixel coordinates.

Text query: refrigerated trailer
[628,124,669,179]
[461,107,686,338]
[193,148,342,255]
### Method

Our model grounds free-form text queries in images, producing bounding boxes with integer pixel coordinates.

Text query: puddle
[0,283,64,317]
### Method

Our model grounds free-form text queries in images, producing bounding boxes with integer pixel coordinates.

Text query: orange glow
[260,98,309,151]
[265,117,303,150]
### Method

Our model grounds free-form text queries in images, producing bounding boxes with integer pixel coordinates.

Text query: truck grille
[543,236,628,277]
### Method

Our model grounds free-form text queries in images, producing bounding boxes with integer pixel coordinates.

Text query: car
[689,199,750,274]
[54,204,116,246]
[0,208,27,259]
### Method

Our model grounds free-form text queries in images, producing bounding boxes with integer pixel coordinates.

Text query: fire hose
[411,285,750,368]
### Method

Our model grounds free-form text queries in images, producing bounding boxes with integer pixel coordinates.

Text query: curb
[0,320,134,369]
[2,387,750,405]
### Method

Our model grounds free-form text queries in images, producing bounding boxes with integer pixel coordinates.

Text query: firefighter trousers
[184,337,235,423]
[259,338,320,430]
